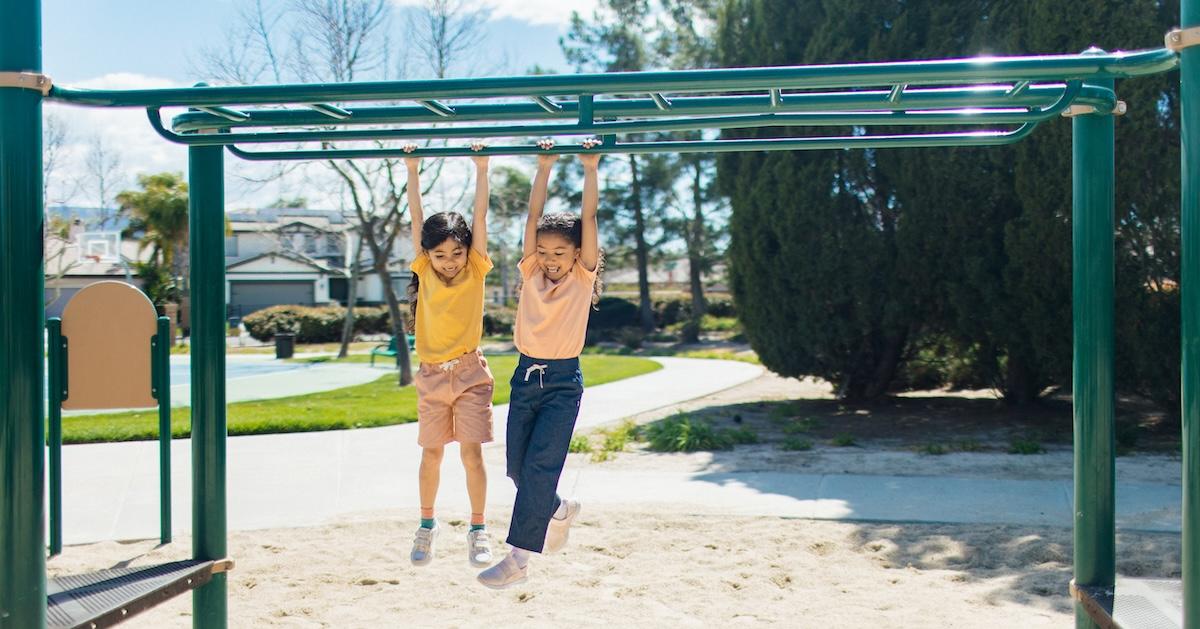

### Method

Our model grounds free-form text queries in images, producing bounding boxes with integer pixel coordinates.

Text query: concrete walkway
[53,357,1181,546]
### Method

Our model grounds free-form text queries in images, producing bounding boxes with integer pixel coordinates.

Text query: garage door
[229,281,315,317]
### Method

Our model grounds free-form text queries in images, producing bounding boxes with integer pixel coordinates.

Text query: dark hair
[406,212,473,333]
[516,212,605,308]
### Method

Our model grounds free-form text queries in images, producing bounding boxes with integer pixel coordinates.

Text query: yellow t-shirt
[410,248,493,364]
[513,255,598,359]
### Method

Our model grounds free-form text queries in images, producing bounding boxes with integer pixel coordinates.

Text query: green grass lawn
[59,354,660,444]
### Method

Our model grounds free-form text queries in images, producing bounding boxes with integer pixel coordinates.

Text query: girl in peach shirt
[478,139,604,589]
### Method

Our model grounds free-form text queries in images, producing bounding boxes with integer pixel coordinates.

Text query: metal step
[1071,578,1182,629]
[47,558,231,629]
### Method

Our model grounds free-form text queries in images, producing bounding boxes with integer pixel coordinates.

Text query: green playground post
[1182,0,1200,623]
[0,0,47,626]
[1070,66,1116,629]
[153,316,173,545]
[47,318,64,556]
[189,144,228,629]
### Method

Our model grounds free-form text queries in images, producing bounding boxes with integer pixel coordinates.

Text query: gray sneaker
[477,553,529,590]
[410,520,440,566]
[467,528,493,567]
[543,499,581,554]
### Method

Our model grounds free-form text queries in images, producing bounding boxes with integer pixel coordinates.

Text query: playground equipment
[45,281,175,557]
[1,0,1197,626]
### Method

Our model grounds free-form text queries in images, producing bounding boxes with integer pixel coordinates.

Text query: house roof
[226,249,345,275]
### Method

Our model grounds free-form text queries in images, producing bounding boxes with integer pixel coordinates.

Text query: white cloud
[391,0,597,26]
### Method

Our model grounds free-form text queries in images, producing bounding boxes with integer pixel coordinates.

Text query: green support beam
[0,0,47,626]
[1071,69,1116,629]
[47,318,64,557]
[46,48,1178,108]
[1181,0,1200,623]
[189,144,228,629]
[153,316,173,546]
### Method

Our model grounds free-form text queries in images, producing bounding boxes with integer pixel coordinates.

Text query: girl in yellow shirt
[403,143,495,569]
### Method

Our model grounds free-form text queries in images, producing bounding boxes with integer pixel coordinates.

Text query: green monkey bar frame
[1,0,1198,626]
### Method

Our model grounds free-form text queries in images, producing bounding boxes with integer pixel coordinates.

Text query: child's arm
[578,139,602,272]
[403,144,424,256]
[470,141,489,258]
[524,139,558,259]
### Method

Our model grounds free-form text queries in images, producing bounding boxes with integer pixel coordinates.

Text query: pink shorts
[414,349,495,448]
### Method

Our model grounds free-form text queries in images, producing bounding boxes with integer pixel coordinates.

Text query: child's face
[428,238,468,281]
[535,232,579,281]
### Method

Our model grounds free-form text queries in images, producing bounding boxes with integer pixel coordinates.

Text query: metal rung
[417,99,454,117]
[888,84,906,103]
[770,88,782,107]
[1070,578,1181,629]
[47,559,233,629]
[651,93,672,110]
[531,95,562,112]
[307,103,352,119]
[196,105,250,122]
[1006,80,1031,97]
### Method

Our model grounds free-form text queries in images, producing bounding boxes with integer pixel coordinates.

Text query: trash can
[274,333,295,359]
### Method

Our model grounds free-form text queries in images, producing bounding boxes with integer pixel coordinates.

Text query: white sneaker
[477,553,529,590]
[543,499,581,554]
[410,520,440,566]
[468,528,493,567]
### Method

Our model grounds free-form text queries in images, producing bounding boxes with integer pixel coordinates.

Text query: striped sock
[470,512,485,531]
[420,507,435,529]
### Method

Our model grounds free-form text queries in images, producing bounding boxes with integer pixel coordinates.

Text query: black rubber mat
[47,559,215,629]
[1073,578,1182,629]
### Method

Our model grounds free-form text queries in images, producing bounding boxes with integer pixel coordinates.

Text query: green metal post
[47,319,64,556]
[1071,69,1116,629]
[189,144,227,629]
[1181,0,1200,623]
[0,0,47,626]
[152,316,172,545]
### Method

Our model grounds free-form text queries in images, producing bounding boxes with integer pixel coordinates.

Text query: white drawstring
[438,358,461,372]
[524,363,548,388]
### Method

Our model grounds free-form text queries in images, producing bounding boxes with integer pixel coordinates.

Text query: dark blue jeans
[505,353,584,552]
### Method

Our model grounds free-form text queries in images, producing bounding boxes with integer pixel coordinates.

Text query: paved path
[52,357,1182,546]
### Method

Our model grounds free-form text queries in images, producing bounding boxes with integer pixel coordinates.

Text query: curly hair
[516,212,605,308]
[406,212,473,333]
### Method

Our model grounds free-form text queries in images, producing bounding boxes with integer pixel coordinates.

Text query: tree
[488,165,532,305]
[562,0,672,332]
[84,134,125,230]
[117,173,190,305]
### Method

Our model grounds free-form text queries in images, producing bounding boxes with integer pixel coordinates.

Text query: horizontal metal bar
[651,93,672,110]
[48,48,1176,108]
[196,105,250,122]
[418,99,454,117]
[169,83,1113,133]
[147,82,1079,147]
[531,95,561,112]
[225,123,1039,161]
[307,103,352,119]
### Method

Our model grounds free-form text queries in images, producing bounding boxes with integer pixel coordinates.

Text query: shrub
[483,304,515,336]
[589,296,640,330]
[832,433,857,447]
[644,414,732,452]
[918,443,947,455]
[244,305,393,343]
[653,296,692,327]
[568,434,592,454]
[705,296,737,318]
[1008,436,1045,455]
[781,437,813,451]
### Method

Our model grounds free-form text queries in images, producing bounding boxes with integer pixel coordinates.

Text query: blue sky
[40,0,595,211]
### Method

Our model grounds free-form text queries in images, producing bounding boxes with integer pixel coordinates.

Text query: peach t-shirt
[410,248,493,364]
[513,255,597,359]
